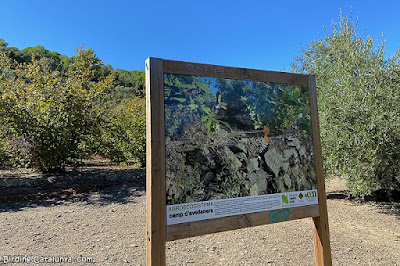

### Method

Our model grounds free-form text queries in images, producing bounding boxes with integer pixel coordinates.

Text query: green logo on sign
[299,193,304,199]
[305,191,317,198]
[282,194,289,204]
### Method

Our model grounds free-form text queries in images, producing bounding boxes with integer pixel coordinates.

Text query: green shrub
[97,97,146,166]
[291,14,400,198]
[0,129,10,168]
[2,136,34,168]
[0,49,113,172]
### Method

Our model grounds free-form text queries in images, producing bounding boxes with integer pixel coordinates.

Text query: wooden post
[146,57,166,266]
[308,75,332,266]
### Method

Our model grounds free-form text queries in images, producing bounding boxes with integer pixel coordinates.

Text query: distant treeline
[0,39,145,98]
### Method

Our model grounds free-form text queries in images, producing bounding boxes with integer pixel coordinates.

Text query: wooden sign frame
[146,57,332,266]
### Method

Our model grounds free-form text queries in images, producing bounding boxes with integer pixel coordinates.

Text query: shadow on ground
[327,189,400,220]
[0,167,146,213]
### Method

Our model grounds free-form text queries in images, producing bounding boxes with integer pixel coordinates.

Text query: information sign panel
[146,58,332,266]
[164,73,318,225]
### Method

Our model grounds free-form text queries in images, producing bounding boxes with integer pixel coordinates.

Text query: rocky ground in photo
[166,129,317,205]
[0,163,399,265]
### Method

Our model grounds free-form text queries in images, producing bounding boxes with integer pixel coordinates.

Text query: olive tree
[291,14,400,198]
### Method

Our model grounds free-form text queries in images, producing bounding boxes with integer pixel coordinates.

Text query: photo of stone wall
[165,74,316,205]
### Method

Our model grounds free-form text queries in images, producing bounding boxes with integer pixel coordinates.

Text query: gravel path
[1,176,399,265]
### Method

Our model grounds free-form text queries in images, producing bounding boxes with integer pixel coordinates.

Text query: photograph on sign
[164,74,318,225]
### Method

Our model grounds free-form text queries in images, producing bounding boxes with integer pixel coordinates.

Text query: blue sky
[1,0,399,71]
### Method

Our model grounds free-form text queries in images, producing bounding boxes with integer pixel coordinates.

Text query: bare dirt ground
[0,164,399,265]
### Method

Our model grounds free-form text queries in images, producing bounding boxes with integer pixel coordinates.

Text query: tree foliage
[0,39,145,171]
[216,79,311,134]
[96,97,146,166]
[164,74,215,136]
[0,39,145,97]
[0,49,113,172]
[0,39,146,172]
[291,14,400,198]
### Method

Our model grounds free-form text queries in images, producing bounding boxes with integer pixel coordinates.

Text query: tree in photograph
[291,14,400,198]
